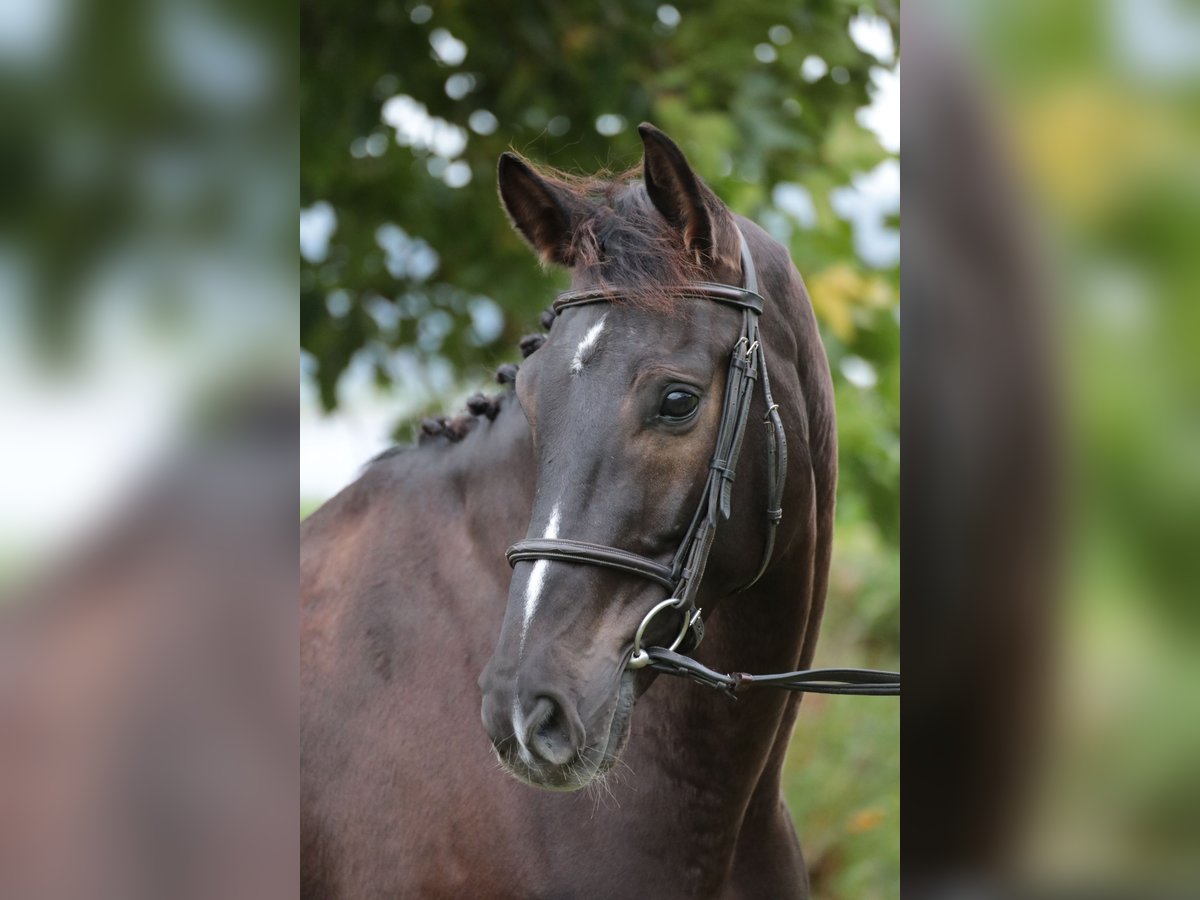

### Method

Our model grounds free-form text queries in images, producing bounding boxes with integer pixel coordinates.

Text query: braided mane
[369,307,551,461]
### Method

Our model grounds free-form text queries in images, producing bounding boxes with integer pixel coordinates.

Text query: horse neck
[648,528,825,782]
[631,541,825,879]
[439,394,536,543]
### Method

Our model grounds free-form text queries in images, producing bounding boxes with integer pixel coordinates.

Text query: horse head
[479,125,811,791]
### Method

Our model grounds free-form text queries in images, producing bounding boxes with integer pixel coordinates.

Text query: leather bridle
[505,227,900,698]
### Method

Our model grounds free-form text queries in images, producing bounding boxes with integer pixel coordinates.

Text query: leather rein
[506,228,900,699]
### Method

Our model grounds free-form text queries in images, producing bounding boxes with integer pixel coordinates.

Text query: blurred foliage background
[0,0,294,580]
[301,1,898,897]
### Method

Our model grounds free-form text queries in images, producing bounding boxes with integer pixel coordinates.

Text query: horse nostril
[524,695,577,767]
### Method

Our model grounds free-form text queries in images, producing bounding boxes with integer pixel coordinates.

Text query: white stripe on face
[519,502,560,650]
[514,502,561,749]
[570,314,608,374]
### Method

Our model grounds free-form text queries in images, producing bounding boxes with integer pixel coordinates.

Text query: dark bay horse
[301,125,837,898]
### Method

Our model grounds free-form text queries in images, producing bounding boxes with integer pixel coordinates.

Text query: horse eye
[659,389,699,421]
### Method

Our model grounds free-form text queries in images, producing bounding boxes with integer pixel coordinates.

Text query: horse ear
[638,123,731,266]
[497,152,582,267]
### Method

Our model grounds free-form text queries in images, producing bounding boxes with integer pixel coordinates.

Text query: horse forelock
[520,162,708,310]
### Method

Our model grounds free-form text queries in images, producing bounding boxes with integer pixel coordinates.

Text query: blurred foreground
[904,0,1200,896]
[0,395,297,899]
[0,0,296,897]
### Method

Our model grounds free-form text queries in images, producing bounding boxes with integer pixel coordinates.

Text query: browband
[553,282,765,315]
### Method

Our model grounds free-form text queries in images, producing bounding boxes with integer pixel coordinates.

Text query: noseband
[506,227,899,698]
